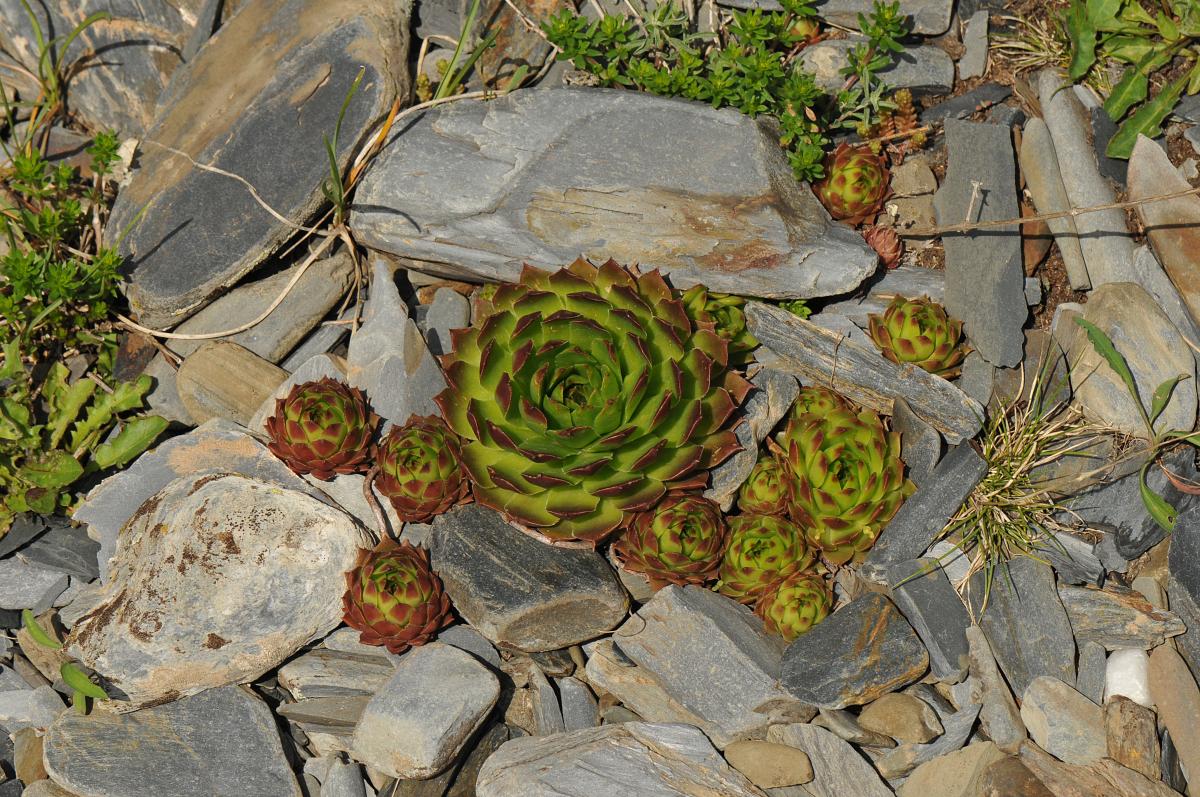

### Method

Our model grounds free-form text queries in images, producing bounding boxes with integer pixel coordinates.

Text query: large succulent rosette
[265,377,377,480]
[754,571,832,641]
[681,285,759,365]
[435,259,751,545]
[867,296,966,378]
[374,416,470,523]
[612,493,728,590]
[813,143,891,225]
[342,540,453,655]
[779,404,913,565]
[737,454,794,515]
[716,514,816,604]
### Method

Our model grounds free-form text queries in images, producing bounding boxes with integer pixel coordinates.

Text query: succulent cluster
[863,225,903,269]
[436,259,751,546]
[342,540,453,654]
[868,296,966,378]
[813,143,891,225]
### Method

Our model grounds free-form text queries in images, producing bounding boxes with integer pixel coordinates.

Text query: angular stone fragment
[431,505,628,651]
[1105,696,1160,780]
[968,557,1076,697]
[883,559,970,681]
[68,473,369,708]
[1020,676,1105,765]
[352,643,500,779]
[108,0,410,328]
[977,756,1054,797]
[1058,584,1184,650]
[858,693,943,743]
[801,40,954,94]
[746,302,983,442]
[476,722,766,797]
[966,625,1026,753]
[583,640,710,732]
[555,677,599,732]
[1019,118,1090,290]
[1147,645,1200,785]
[781,593,927,709]
[874,703,980,779]
[1168,501,1200,679]
[353,88,877,301]
[767,723,893,797]
[277,648,396,699]
[897,741,1005,797]
[43,686,301,797]
[1075,640,1107,705]
[813,708,895,748]
[1018,740,1180,797]
[176,341,288,426]
[611,586,803,748]
[723,740,813,789]
[934,119,1026,367]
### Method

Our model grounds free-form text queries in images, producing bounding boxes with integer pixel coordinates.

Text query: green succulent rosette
[780,404,913,565]
[789,386,849,423]
[716,514,816,604]
[613,493,728,590]
[265,377,378,480]
[737,454,794,515]
[813,143,891,225]
[754,571,832,641]
[342,539,453,655]
[867,296,966,377]
[435,259,752,545]
[681,285,759,365]
[374,415,470,523]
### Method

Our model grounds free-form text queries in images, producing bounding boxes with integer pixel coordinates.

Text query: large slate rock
[1019,118,1090,290]
[430,505,628,651]
[352,88,877,300]
[746,302,983,442]
[43,685,300,797]
[476,722,766,797]
[968,557,1076,697]
[1059,584,1184,650]
[107,0,411,328]
[781,593,928,709]
[608,586,805,747]
[67,472,369,708]
[0,1,204,137]
[934,119,1026,367]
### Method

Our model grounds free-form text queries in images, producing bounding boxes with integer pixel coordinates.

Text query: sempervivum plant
[375,416,470,523]
[813,143,891,226]
[867,296,966,378]
[755,571,832,641]
[265,377,377,479]
[737,454,793,515]
[863,225,903,269]
[436,259,752,545]
[790,385,849,422]
[681,285,759,365]
[779,403,913,565]
[716,514,816,605]
[342,539,453,655]
[612,493,728,590]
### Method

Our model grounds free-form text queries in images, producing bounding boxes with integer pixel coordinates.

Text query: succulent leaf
[342,539,453,655]
[737,454,794,515]
[436,259,751,545]
[867,296,966,377]
[375,415,470,523]
[265,377,377,480]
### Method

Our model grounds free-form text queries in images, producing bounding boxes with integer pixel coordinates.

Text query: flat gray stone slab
[352,87,877,301]
[43,685,301,797]
[107,0,410,328]
[801,40,954,95]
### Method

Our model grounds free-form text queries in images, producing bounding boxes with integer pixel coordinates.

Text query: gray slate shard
[352,87,877,301]
[781,593,928,709]
[430,505,628,652]
[1167,501,1200,680]
[867,443,987,567]
[767,723,894,797]
[921,83,1012,124]
[0,514,48,559]
[967,557,1076,697]
[800,40,954,95]
[43,685,301,797]
[886,559,971,681]
[16,525,101,580]
[107,0,410,329]
[934,119,1026,367]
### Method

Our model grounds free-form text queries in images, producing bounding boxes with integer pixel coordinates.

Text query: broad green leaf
[1086,0,1121,29]
[1107,69,1192,158]
[22,608,63,650]
[1073,317,1149,430]
[92,416,167,469]
[24,487,58,515]
[1119,0,1157,25]
[67,375,151,453]
[18,450,83,488]
[1140,461,1178,531]
[46,376,95,449]
[0,339,22,380]
[1156,11,1180,40]
[1103,35,1157,63]
[1103,65,1149,121]
[1066,0,1099,80]
[1149,374,1185,425]
[61,662,108,700]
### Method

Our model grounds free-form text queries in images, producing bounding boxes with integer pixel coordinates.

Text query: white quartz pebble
[1105,649,1153,708]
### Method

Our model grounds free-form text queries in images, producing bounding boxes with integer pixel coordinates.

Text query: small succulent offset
[681,286,759,365]
[813,143,891,226]
[436,259,751,545]
[716,514,816,604]
[342,539,453,655]
[867,296,966,378]
[265,377,378,480]
[612,493,729,590]
[737,454,794,515]
[863,225,903,269]
[374,416,470,523]
[754,571,832,641]
[780,400,913,565]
